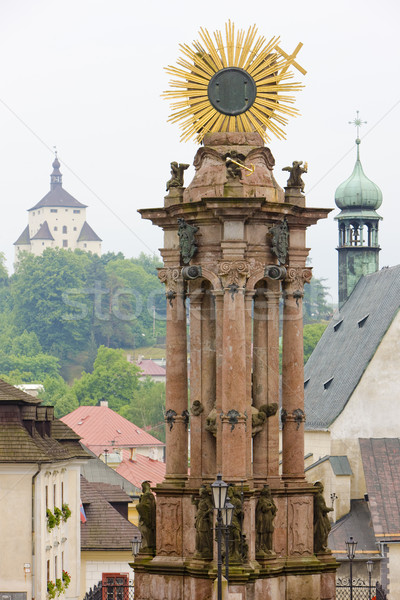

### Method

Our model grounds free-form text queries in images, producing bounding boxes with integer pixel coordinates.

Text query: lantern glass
[221,498,234,527]
[131,535,141,556]
[366,560,373,574]
[211,474,228,510]
[345,536,358,560]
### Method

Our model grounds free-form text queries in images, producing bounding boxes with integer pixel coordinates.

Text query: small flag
[80,500,87,523]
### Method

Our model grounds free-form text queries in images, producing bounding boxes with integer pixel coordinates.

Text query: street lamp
[211,474,228,600]
[221,496,234,583]
[345,536,358,600]
[131,535,141,557]
[366,560,373,600]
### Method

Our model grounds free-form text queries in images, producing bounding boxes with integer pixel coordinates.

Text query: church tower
[335,113,383,307]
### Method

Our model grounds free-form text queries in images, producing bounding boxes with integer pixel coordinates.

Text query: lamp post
[345,536,358,600]
[211,474,228,600]
[221,496,234,583]
[366,560,373,600]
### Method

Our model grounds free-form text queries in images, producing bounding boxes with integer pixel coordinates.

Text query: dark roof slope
[360,438,400,540]
[14,225,30,245]
[29,187,87,211]
[0,379,41,405]
[30,221,54,241]
[329,499,378,558]
[77,221,102,242]
[80,476,139,550]
[305,266,400,429]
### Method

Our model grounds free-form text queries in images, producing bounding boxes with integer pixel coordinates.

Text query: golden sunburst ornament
[163,21,306,143]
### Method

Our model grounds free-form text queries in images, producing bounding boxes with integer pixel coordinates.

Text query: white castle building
[14,156,101,260]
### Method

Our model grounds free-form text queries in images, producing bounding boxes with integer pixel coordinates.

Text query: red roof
[136,359,166,377]
[116,450,166,488]
[61,405,163,456]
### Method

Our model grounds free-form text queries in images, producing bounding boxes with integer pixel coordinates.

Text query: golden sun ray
[163,21,306,143]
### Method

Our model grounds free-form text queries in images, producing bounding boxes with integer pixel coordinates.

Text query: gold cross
[275,42,307,76]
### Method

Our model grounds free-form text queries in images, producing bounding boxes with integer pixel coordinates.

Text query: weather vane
[53,145,58,158]
[348,110,367,139]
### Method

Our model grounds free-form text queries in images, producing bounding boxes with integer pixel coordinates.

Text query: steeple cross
[348,110,367,138]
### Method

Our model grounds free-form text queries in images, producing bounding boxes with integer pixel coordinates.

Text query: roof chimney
[99,400,108,407]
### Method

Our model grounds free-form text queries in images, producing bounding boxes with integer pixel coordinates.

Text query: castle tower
[14,155,102,261]
[134,24,337,600]
[335,113,382,307]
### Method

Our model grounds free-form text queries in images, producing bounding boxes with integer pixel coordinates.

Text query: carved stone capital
[218,260,250,288]
[284,266,312,295]
[158,267,181,292]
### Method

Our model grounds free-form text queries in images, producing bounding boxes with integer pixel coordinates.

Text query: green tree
[119,378,166,441]
[303,322,328,363]
[40,375,79,418]
[303,275,333,324]
[11,249,90,357]
[72,346,141,411]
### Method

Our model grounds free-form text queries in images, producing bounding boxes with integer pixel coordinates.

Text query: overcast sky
[1,0,399,304]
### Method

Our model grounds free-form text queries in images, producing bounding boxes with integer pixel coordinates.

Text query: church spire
[335,112,383,307]
[50,148,62,190]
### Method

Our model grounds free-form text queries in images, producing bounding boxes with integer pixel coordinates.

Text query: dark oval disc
[208,67,257,116]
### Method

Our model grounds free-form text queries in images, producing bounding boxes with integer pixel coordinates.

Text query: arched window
[62,226,67,234]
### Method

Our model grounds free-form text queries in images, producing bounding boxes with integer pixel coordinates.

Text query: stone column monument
[133,22,337,600]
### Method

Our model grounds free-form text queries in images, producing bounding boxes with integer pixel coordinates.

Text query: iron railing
[83,582,135,600]
[336,578,387,600]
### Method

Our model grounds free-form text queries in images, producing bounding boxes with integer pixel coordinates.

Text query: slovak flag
[80,500,87,523]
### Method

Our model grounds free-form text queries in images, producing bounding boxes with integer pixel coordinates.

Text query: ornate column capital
[218,260,250,293]
[158,267,183,306]
[284,266,312,300]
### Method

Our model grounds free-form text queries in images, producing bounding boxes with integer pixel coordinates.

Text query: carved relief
[158,267,180,292]
[269,218,289,265]
[285,266,312,290]
[288,498,312,556]
[157,498,182,556]
[218,261,250,288]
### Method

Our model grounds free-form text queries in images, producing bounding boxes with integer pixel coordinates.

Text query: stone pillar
[266,285,281,480]
[188,282,204,486]
[219,260,249,482]
[213,290,224,474]
[252,286,268,485]
[158,267,188,484]
[201,287,217,479]
[281,266,312,480]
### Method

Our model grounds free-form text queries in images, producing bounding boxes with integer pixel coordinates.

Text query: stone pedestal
[136,132,337,599]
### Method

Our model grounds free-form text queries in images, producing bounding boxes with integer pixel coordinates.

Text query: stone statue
[177,217,199,265]
[224,151,245,179]
[166,161,190,191]
[228,486,244,562]
[191,400,204,416]
[192,485,213,558]
[313,481,333,553]
[205,407,217,436]
[137,480,156,552]
[256,485,277,555]
[251,403,278,436]
[282,161,307,193]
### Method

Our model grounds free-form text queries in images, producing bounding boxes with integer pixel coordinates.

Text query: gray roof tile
[305,266,400,429]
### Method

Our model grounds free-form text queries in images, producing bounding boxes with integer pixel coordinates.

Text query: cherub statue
[282,161,308,193]
[166,161,190,191]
